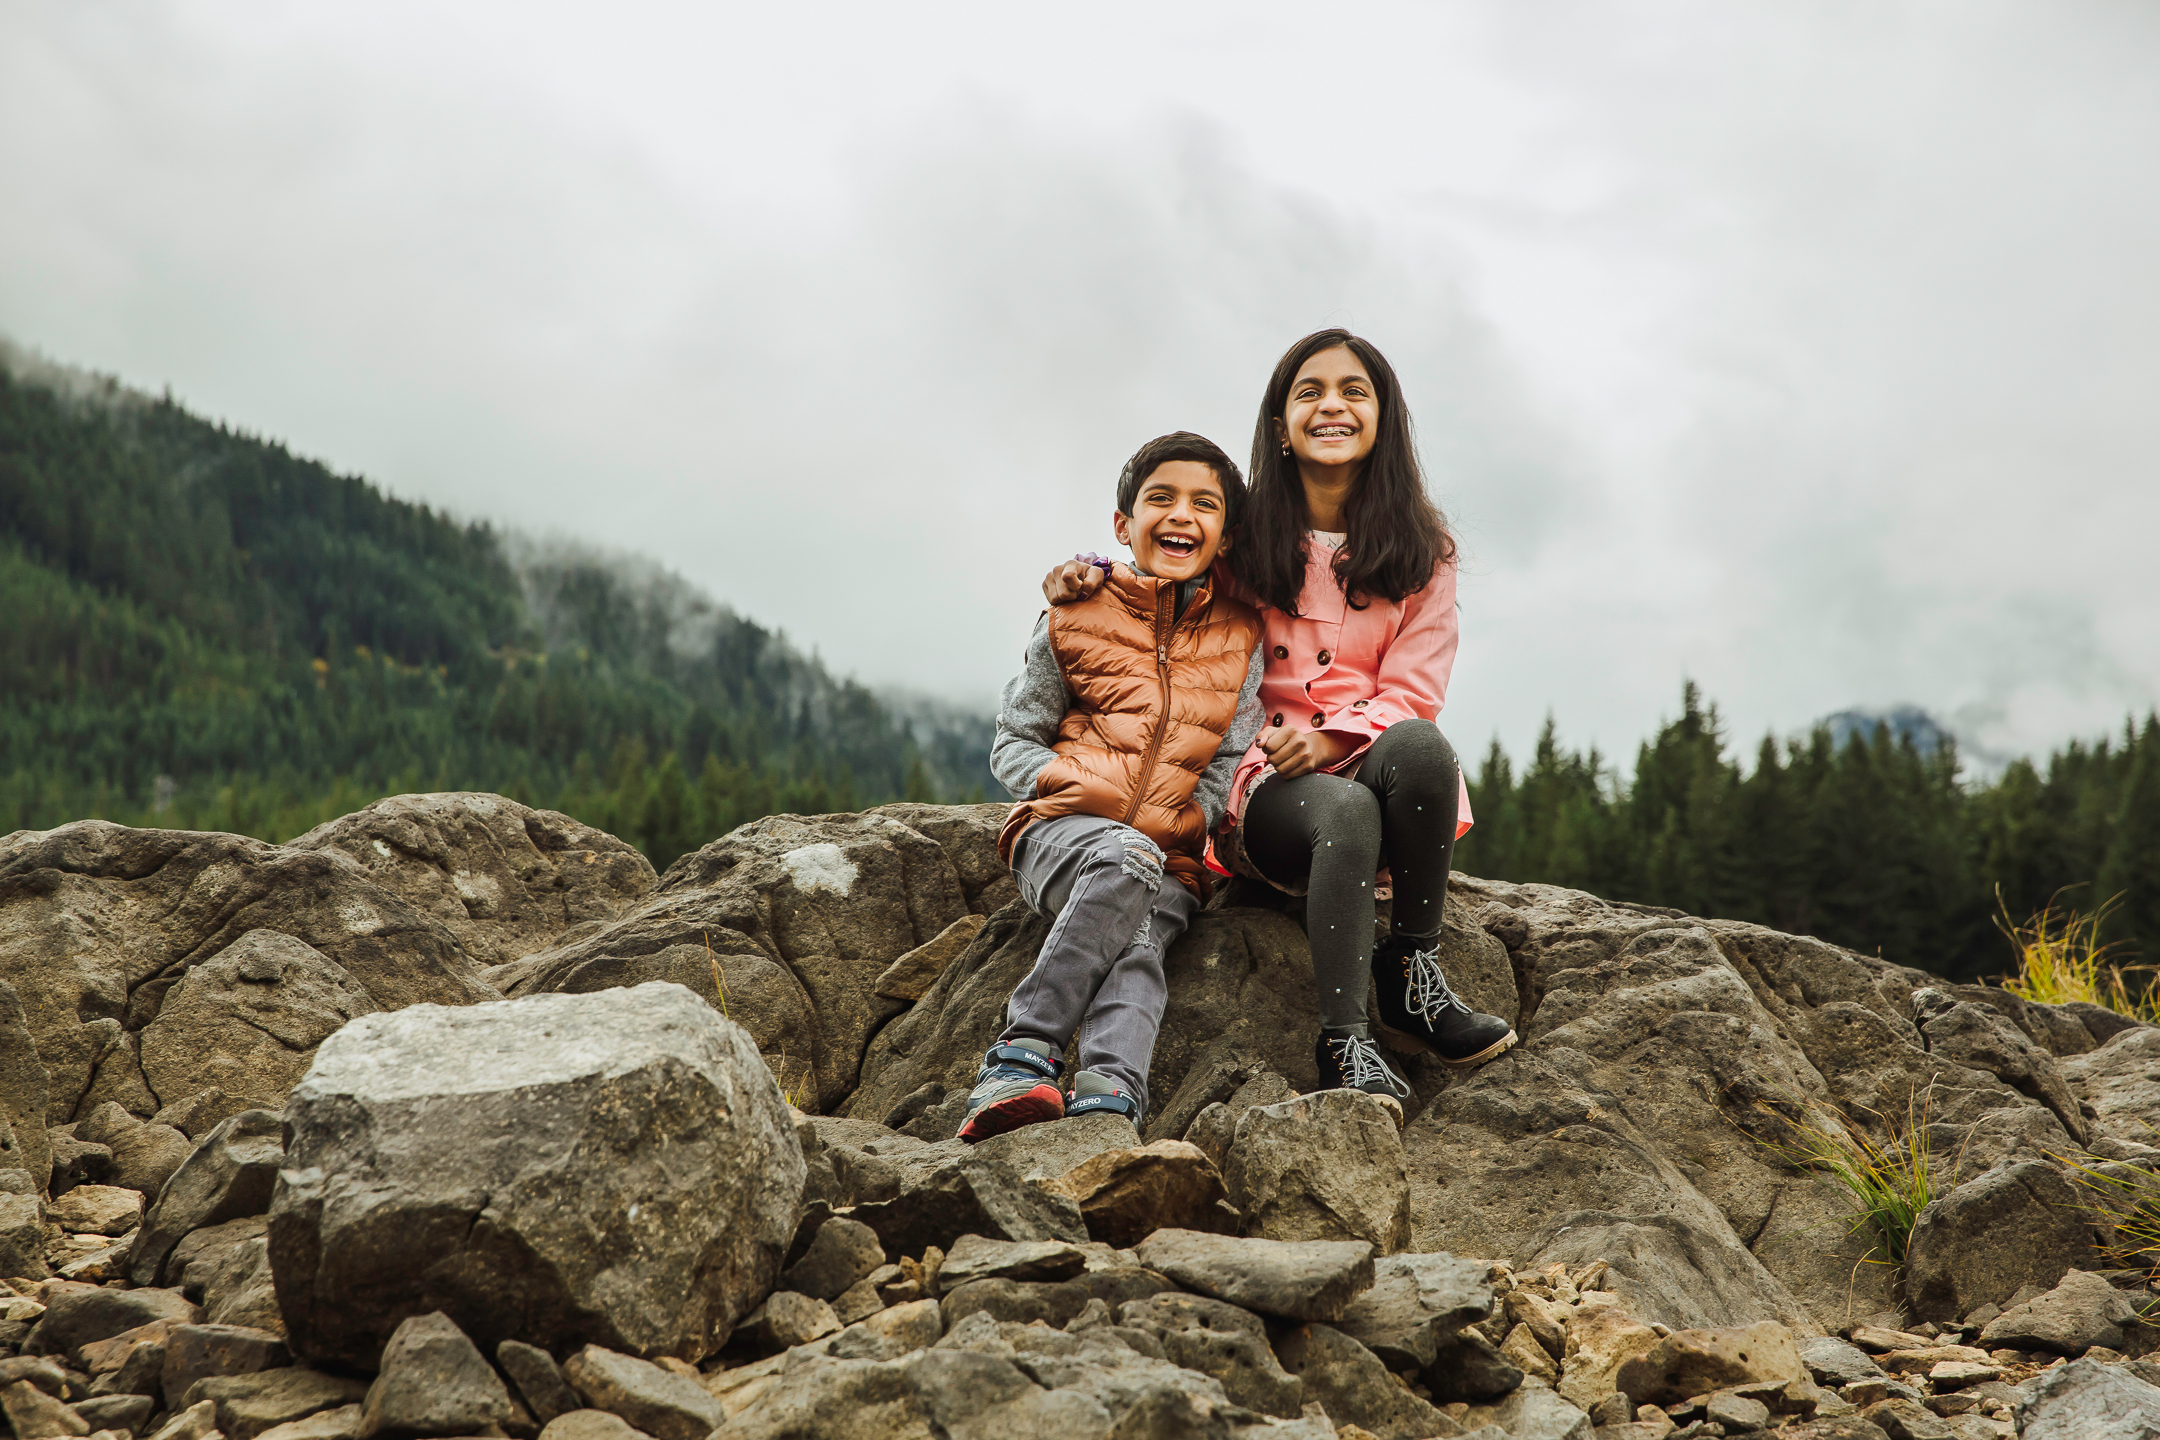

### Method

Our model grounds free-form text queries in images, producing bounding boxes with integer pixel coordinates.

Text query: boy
[962,432,1266,1142]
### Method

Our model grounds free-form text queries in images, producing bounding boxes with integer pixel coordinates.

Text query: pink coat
[1213,541,1473,867]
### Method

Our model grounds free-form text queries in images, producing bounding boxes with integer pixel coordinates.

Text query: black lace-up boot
[1313,1024,1412,1126]
[1371,934,1518,1067]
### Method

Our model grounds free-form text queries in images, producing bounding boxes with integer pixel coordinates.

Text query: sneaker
[1370,935,1518,1067]
[958,1039,1065,1144]
[1066,1070,1141,1127]
[1314,1024,1412,1126]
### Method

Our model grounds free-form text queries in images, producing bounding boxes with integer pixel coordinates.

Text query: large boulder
[268,982,804,1367]
[1902,1160,2110,1321]
[489,810,1010,1110]
[2015,1355,2160,1439]
[139,932,380,1115]
[2059,1026,2160,1140]
[0,821,500,1124]
[289,792,658,968]
[0,981,52,1190]
[1223,1089,1411,1252]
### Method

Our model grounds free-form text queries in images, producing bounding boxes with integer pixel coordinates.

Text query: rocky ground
[4,793,2160,1440]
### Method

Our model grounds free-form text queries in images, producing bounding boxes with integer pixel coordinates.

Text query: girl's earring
[1280,442,1290,456]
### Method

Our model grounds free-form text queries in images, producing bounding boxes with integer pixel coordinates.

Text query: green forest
[0,349,992,867]
[3,346,2152,985]
[1457,685,2159,983]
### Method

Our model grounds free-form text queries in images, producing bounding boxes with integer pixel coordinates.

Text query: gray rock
[826,1299,944,1362]
[1979,1269,2140,1355]
[74,1392,155,1435]
[957,1113,1142,1182]
[51,1182,142,1235]
[46,1131,113,1194]
[140,932,382,1117]
[1271,1322,1460,1439]
[0,981,53,1192]
[168,1216,270,1302]
[268,983,804,1368]
[560,1346,722,1440]
[200,1232,283,1333]
[2059,1027,2160,1143]
[161,1324,290,1411]
[1705,1389,1773,1430]
[498,1342,580,1427]
[1903,1162,2109,1321]
[1862,1395,1958,1439]
[0,1377,87,1439]
[935,1235,1088,1289]
[846,1152,1086,1257]
[939,1270,1177,1332]
[75,1105,192,1203]
[1460,1380,1595,1440]
[1135,1229,1375,1322]
[1422,1327,1524,1403]
[0,1186,46,1281]
[130,1109,285,1287]
[1909,989,2089,1146]
[253,1406,364,1440]
[1116,1294,1301,1418]
[1038,1138,1232,1250]
[289,793,657,970]
[2015,1355,2160,1439]
[185,1369,372,1440]
[26,1282,201,1360]
[757,1293,840,1351]
[0,822,498,1127]
[537,1413,648,1440]
[1331,1251,1494,1370]
[1224,1089,1412,1253]
[778,1218,885,1301]
[360,1312,527,1439]
[0,1357,68,1394]
[1801,1335,1887,1387]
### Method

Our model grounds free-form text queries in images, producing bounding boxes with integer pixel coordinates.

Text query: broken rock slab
[1902,1161,2108,1322]
[1330,1251,1493,1372]
[1977,1268,2140,1355]
[1273,1322,1458,1440]
[359,1312,528,1440]
[1224,1088,1412,1254]
[1614,1319,1805,1408]
[845,1152,1085,1257]
[268,982,804,1368]
[130,1109,285,1288]
[185,1368,372,1440]
[1134,1229,1375,1322]
[560,1346,723,1440]
[934,1235,1089,1289]
[1039,1139,1230,1250]
[2015,1355,2160,1440]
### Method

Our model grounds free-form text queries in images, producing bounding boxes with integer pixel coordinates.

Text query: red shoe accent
[958,1084,1065,1143]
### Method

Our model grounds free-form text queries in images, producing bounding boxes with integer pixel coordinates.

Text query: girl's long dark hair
[1236,328,1455,617]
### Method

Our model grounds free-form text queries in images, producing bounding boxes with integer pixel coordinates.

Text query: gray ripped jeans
[1001,813,1200,1120]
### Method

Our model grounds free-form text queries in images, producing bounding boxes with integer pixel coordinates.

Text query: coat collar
[1102,564,1212,624]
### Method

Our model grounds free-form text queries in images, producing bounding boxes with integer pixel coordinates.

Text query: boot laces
[1404,942,1471,1022]
[1330,1032,1411,1099]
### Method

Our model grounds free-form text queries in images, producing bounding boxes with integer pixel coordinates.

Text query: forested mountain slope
[0,345,991,866]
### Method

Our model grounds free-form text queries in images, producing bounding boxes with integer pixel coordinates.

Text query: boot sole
[958,1084,1065,1143]
[1376,1021,1520,1069]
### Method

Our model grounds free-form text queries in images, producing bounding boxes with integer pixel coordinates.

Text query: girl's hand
[1258,725,1357,779]
[1042,561,1105,606]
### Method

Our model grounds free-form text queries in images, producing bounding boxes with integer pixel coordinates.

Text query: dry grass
[1996,891,2157,1023]
[1758,1088,1938,1280]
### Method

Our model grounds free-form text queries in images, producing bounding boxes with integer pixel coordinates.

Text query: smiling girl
[1043,329,1514,1111]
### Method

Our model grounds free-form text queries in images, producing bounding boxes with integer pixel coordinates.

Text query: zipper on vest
[1123,584,1175,826]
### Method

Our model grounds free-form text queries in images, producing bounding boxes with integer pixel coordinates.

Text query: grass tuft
[1996,890,2157,1023]
[1757,1088,1938,1281]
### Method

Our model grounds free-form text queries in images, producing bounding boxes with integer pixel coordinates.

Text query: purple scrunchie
[1073,552,1117,578]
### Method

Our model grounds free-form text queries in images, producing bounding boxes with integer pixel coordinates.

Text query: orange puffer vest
[999,565,1262,899]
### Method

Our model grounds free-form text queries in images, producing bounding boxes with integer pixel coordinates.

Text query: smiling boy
[964,432,1266,1142]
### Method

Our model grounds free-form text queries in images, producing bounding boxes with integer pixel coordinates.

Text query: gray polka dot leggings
[1240,719,1461,1029]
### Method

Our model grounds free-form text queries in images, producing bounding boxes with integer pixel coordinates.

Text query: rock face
[268,982,804,1366]
[1902,1160,2110,1320]
[290,792,658,969]
[0,821,500,1125]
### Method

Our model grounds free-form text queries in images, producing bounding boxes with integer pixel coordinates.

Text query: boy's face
[1113,460,1229,582]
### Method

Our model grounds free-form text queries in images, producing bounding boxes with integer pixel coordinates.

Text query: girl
[1041,328,1514,1110]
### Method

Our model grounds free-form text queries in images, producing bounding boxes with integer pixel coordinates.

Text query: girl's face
[1276,345,1380,473]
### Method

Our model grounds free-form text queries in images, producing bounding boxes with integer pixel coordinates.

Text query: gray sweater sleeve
[989,614,1069,801]
[1194,643,1267,831]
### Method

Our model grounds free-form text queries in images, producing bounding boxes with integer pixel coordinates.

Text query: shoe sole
[958,1084,1065,1144]
[1376,1021,1521,1069]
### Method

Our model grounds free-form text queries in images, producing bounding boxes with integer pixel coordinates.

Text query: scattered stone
[1502,1323,1560,1384]
[845,1153,1086,1257]
[1615,1320,1805,1407]
[828,1279,882,1327]
[1803,1336,1888,1388]
[1704,1389,1771,1430]
[1038,1140,1230,1249]
[47,1134,115,1196]
[1903,1162,2108,1323]
[497,1342,579,1427]
[559,1346,722,1440]
[1507,1288,1570,1359]
[1,1378,90,1438]
[934,1235,1088,1289]
[0,1184,47,1282]
[51,1186,143,1237]
[756,1294,839,1351]
[1134,1229,1375,1321]
[253,1405,364,1440]
[826,1299,943,1362]
[1332,1251,1493,1372]
[1460,1379,1595,1439]
[1928,1360,1999,1388]
[1850,1326,1934,1353]
[2014,1354,2160,1439]
[185,1369,372,1440]
[1978,1268,2139,1355]
[74,1107,193,1204]
[0,1356,68,1393]
[537,1413,647,1440]
[1862,1396,1957,1440]
[26,1283,202,1360]
[162,1324,291,1410]
[269,984,804,1368]
[143,1399,219,1440]
[167,1217,268,1303]
[1779,1420,1895,1440]
[777,1218,885,1301]
[1422,1327,1524,1403]
[130,1110,285,1288]
[74,1392,154,1435]
[1115,1293,1301,1418]
[1558,1301,1663,1411]
[357,1311,526,1439]
[1224,1090,1412,1253]
[1274,1321,1456,1440]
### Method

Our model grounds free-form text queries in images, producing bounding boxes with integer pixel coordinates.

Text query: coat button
[1311,712,1326,727]
[1271,713,1283,727]
[1317,650,1331,665]
[1272,645,1288,659]
[1353,699,1367,709]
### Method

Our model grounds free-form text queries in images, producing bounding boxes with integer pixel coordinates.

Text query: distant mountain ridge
[0,340,992,864]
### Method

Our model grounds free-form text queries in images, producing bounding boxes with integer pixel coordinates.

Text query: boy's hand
[1042,561,1104,606]
[1258,725,1357,779]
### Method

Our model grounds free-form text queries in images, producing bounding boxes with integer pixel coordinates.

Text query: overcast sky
[4,1,2157,770]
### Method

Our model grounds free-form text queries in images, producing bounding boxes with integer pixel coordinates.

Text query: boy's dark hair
[1115,432,1245,525]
